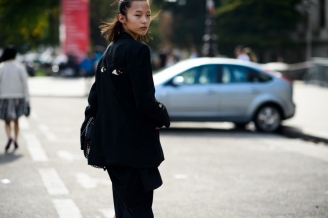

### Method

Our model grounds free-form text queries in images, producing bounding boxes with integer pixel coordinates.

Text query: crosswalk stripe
[52,199,82,218]
[38,168,69,195]
[23,133,48,162]
[38,124,57,141]
[99,208,115,218]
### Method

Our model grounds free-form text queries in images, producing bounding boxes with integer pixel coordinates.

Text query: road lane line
[23,133,48,162]
[38,168,69,195]
[57,150,75,162]
[99,208,115,218]
[52,199,82,218]
[75,172,111,189]
[38,124,57,141]
[174,174,188,179]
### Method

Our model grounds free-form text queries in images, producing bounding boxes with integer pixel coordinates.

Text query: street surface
[27,77,328,142]
[1,96,328,218]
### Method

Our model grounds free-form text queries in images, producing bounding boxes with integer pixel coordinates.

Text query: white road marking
[1,179,11,184]
[174,174,188,179]
[52,199,82,218]
[57,150,83,162]
[57,150,74,162]
[23,133,48,162]
[99,208,115,218]
[75,172,111,189]
[38,124,57,141]
[39,168,69,195]
[51,126,73,133]
[19,117,30,129]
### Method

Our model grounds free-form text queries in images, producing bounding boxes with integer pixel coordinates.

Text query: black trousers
[107,165,162,218]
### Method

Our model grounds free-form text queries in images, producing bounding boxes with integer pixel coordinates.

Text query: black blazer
[82,32,170,168]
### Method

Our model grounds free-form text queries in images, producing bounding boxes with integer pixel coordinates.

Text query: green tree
[0,0,59,51]
[153,0,210,51]
[89,0,115,48]
[215,0,304,59]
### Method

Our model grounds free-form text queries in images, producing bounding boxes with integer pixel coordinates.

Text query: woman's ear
[118,14,126,24]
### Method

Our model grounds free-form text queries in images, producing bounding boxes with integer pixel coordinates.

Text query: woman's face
[120,1,151,40]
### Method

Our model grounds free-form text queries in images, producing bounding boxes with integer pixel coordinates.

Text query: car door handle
[251,89,260,94]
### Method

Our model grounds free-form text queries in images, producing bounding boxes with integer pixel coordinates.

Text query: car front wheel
[254,105,281,132]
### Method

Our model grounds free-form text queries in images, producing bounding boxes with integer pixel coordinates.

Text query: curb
[279,126,328,145]
[30,94,87,98]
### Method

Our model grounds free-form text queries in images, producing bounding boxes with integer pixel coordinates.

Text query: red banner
[60,0,89,61]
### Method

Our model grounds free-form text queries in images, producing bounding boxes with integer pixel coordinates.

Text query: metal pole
[306,10,312,61]
[203,0,217,57]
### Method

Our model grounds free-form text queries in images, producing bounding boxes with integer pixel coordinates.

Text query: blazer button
[101,67,106,72]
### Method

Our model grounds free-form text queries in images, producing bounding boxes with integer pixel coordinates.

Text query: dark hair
[0,45,17,63]
[100,0,153,42]
[235,45,244,51]
[243,47,258,62]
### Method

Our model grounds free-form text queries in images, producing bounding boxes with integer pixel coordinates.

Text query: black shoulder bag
[80,116,94,159]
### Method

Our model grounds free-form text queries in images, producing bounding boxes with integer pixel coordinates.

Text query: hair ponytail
[100,18,123,42]
[99,0,153,42]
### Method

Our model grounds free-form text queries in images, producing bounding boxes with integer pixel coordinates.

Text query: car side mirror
[172,76,184,86]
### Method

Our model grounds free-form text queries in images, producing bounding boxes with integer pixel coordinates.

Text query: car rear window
[219,65,272,83]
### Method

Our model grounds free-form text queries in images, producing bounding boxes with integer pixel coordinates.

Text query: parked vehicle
[16,52,40,77]
[154,58,295,132]
[51,53,80,77]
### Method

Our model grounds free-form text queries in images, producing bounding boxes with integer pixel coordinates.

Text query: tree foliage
[215,0,304,57]
[0,0,59,50]
[152,0,211,51]
[0,0,305,57]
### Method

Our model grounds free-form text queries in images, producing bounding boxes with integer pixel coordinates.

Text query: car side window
[221,65,271,83]
[179,65,219,85]
[198,65,219,84]
[179,67,199,85]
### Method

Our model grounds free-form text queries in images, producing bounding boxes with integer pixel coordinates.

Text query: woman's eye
[147,15,151,17]
[135,14,140,17]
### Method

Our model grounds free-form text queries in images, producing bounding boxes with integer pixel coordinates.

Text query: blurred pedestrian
[235,45,250,61]
[79,50,96,77]
[243,47,258,63]
[0,45,30,153]
[80,51,96,95]
[189,47,198,59]
[81,0,170,218]
[158,47,168,69]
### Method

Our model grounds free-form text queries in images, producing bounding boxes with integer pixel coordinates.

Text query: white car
[154,58,295,132]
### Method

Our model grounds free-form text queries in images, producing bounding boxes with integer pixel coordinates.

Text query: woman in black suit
[81,0,170,217]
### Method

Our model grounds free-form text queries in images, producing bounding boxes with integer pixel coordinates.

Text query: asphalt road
[0,97,328,218]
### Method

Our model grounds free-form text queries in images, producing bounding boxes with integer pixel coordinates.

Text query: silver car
[154,58,295,132]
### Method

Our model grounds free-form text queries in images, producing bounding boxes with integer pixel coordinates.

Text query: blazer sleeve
[130,44,170,128]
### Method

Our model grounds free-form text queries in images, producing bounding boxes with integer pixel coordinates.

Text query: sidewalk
[29,77,93,98]
[28,77,328,142]
[281,81,328,143]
